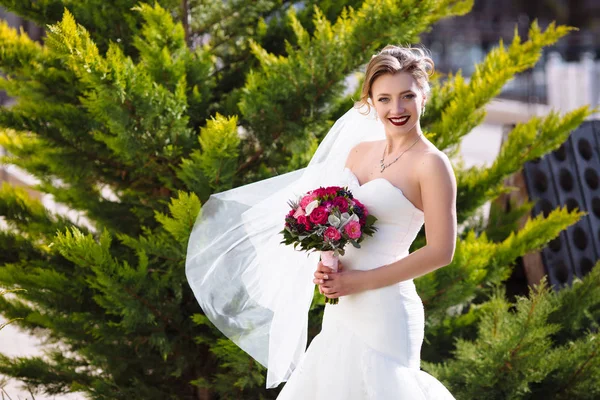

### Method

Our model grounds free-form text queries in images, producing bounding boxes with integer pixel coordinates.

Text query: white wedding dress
[185,105,455,398]
[277,167,455,399]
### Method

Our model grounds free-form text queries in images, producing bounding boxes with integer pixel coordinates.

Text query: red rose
[312,188,327,198]
[297,215,312,230]
[323,226,341,241]
[332,196,349,212]
[325,187,340,197]
[309,206,329,225]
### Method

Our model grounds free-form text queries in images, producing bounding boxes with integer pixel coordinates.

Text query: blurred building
[421,0,600,106]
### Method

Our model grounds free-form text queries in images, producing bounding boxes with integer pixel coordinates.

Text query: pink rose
[324,226,341,241]
[309,206,328,225]
[344,221,362,239]
[293,206,305,218]
[300,193,317,209]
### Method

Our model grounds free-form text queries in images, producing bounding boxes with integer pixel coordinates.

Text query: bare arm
[362,151,457,290]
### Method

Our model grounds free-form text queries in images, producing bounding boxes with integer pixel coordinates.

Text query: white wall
[546,51,600,115]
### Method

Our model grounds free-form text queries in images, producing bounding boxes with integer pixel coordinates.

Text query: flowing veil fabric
[185,104,385,388]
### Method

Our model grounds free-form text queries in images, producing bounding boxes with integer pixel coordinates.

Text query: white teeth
[390,116,409,123]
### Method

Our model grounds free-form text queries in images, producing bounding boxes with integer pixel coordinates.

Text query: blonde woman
[186,46,457,399]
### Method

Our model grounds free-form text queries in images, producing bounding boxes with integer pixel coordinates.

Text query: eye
[377,97,389,102]
[403,93,416,99]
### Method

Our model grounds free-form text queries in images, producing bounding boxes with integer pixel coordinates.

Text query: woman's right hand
[313,261,344,294]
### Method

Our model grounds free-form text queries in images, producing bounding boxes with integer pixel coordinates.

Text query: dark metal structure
[520,121,600,289]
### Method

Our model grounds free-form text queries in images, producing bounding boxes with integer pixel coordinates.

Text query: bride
[186,45,457,399]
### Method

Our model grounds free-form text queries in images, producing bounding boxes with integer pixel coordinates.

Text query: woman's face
[370,71,425,135]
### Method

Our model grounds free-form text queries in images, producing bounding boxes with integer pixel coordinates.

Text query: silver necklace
[380,134,422,173]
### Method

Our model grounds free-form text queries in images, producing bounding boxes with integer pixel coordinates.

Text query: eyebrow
[376,90,414,96]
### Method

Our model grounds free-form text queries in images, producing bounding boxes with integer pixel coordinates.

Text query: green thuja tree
[0,1,598,399]
[0,288,23,331]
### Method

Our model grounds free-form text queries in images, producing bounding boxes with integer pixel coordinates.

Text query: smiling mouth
[388,116,410,126]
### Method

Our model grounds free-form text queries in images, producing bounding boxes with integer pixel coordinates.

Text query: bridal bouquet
[280,185,377,304]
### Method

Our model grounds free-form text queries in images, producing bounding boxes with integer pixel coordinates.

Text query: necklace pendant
[380,163,385,173]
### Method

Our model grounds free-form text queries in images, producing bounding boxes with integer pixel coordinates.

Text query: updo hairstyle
[354,45,435,114]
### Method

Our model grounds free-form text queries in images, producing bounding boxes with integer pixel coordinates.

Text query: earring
[421,106,426,116]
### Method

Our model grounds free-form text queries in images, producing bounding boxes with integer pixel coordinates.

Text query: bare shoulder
[345,141,377,169]
[417,149,455,179]
[416,149,457,201]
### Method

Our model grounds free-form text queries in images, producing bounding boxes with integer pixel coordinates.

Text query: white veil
[185,103,385,388]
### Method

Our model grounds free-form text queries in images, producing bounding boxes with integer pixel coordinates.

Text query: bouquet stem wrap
[320,250,339,305]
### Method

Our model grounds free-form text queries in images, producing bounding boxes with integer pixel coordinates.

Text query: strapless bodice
[339,167,425,268]
[313,168,429,370]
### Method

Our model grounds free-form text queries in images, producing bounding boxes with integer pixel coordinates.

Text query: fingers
[320,284,336,294]
[313,272,330,285]
[316,260,344,299]
[314,262,332,284]
[317,281,340,298]
[313,271,329,281]
[313,277,333,286]
[316,261,334,273]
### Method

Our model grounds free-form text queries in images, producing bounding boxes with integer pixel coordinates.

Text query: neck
[383,125,422,156]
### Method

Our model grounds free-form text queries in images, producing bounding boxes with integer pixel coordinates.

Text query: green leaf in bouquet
[328,214,341,227]
[349,240,361,249]
[366,214,378,226]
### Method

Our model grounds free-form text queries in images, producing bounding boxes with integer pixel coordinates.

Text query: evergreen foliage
[425,263,600,400]
[0,288,23,331]
[0,1,598,399]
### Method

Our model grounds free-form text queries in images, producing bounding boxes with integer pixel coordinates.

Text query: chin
[389,122,416,132]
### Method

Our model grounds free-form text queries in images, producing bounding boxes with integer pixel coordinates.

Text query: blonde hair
[354,45,435,114]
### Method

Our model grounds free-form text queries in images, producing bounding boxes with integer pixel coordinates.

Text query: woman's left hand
[313,262,367,299]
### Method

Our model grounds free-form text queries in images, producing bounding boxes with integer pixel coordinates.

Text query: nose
[392,101,405,114]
